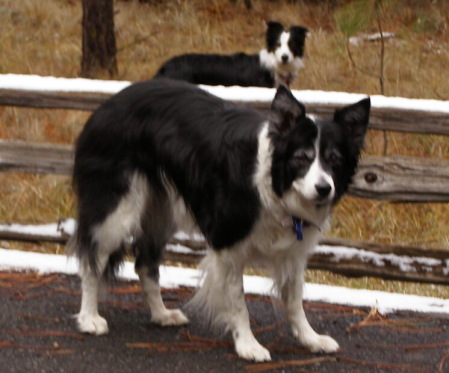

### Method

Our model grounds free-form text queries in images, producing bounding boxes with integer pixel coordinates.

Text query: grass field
[0,0,448,297]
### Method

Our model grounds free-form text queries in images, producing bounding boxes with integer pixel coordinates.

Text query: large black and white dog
[154,21,308,88]
[68,78,370,362]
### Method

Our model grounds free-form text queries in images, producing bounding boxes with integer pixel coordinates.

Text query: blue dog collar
[292,217,304,241]
[291,217,321,241]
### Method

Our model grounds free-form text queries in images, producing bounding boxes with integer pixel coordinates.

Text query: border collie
[68,79,370,362]
[154,21,308,88]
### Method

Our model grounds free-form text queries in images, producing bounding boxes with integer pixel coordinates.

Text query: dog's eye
[326,150,342,165]
[291,150,314,167]
[276,42,281,48]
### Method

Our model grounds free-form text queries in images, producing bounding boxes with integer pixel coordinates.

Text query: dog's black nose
[281,54,289,63]
[315,182,332,198]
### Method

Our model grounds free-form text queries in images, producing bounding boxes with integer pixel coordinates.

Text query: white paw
[235,338,271,362]
[152,309,189,326]
[299,333,339,354]
[77,313,109,335]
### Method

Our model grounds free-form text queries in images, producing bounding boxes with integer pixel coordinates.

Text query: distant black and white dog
[68,79,370,362]
[154,21,308,88]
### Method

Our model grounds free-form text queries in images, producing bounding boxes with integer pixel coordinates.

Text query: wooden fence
[1,75,448,285]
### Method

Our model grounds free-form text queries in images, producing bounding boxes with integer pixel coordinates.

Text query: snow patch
[1,221,446,276]
[316,245,443,273]
[166,243,205,256]
[0,248,448,315]
[0,222,64,238]
[0,73,130,94]
[349,32,396,46]
[1,73,449,114]
[0,219,75,239]
[443,260,449,276]
[173,231,205,243]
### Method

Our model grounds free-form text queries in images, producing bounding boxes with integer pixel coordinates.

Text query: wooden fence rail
[2,88,449,135]
[0,220,448,285]
[2,140,449,203]
[1,76,448,285]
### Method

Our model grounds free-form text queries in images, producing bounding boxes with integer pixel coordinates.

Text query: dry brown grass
[0,0,448,296]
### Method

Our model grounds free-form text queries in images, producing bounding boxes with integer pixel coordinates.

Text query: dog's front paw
[235,336,271,362]
[152,308,189,326]
[298,333,339,354]
[77,313,109,335]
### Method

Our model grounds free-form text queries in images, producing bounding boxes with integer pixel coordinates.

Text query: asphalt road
[1,271,448,373]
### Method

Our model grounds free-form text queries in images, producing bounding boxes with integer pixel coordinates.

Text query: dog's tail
[187,250,240,333]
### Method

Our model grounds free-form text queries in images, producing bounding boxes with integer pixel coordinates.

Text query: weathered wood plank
[352,155,449,202]
[1,140,449,202]
[249,101,449,136]
[169,234,449,286]
[1,89,449,135]
[313,237,449,285]
[0,222,447,285]
[0,140,73,175]
[0,89,106,111]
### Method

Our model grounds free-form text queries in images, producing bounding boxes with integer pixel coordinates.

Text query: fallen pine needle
[7,330,84,340]
[127,331,232,354]
[109,285,141,295]
[180,331,231,346]
[20,314,60,323]
[337,356,429,371]
[437,352,449,373]
[0,340,15,348]
[24,273,59,291]
[126,341,218,353]
[245,356,336,372]
[265,344,310,355]
[253,321,284,335]
[404,341,449,352]
[305,302,360,314]
[48,349,76,355]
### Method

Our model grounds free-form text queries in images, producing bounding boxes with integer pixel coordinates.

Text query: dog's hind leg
[136,261,189,326]
[77,248,111,335]
[75,172,149,335]
[134,188,189,327]
[77,217,133,335]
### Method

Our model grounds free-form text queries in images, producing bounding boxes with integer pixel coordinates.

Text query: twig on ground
[244,356,336,372]
[109,284,141,295]
[7,329,85,340]
[20,314,60,323]
[404,341,449,352]
[437,352,449,373]
[337,356,429,372]
[253,321,284,335]
[127,331,232,354]
[0,340,15,348]
[180,330,231,347]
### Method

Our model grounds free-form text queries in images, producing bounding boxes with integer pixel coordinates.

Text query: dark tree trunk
[81,0,118,79]
[229,0,253,10]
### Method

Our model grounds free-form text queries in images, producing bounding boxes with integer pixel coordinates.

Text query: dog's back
[155,53,274,87]
[71,78,265,274]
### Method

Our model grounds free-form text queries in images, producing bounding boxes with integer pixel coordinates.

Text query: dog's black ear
[334,98,371,148]
[266,20,284,33]
[289,25,309,42]
[266,21,284,49]
[270,85,306,136]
